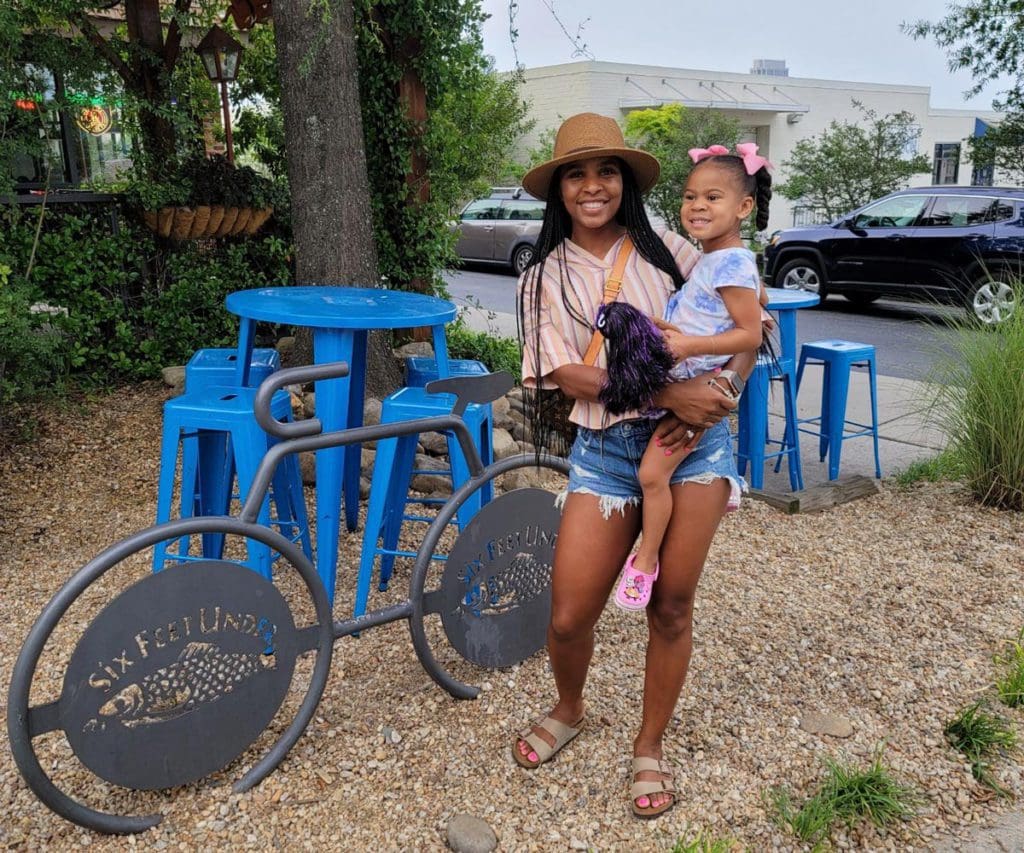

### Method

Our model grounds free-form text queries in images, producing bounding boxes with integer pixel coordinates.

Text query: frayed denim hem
[674,473,747,495]
[555,488,640,520]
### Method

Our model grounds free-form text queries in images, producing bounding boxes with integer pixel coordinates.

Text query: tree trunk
[124,0,176,172]
[273,0,400,398]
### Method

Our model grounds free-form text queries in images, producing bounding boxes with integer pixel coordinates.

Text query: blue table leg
[775,309,797,366]
[343,331,368,533]
[431,323,451,378]
[234,319,256,386]
[311,329,358,605]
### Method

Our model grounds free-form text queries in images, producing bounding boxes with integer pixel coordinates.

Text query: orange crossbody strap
[582,235,634,366]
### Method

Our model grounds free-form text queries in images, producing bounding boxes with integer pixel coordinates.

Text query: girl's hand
[652,317,690,361]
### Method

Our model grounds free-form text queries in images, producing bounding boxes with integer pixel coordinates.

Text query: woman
[514,113,755,818]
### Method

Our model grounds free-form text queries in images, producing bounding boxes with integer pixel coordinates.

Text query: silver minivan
[451,188,545,274]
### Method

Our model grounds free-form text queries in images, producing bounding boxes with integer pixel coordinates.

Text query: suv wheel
[512,244,534,275]
[776,257,826,297]
[969,273,1018,325]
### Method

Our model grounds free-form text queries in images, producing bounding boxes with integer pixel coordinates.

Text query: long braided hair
[516,158,687,456]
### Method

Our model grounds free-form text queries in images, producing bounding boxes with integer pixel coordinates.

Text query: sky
[480,0,1012,111]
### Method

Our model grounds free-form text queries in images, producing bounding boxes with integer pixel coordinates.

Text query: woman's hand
[653,375,736,429]
[653,415,705,454]
[652,317,690,361]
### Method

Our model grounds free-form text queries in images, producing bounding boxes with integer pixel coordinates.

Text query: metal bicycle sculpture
[7,362,568,835]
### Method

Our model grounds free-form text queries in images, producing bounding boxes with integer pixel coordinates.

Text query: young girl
[612,143,773,611]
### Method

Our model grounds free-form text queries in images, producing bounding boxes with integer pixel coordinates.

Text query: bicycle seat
[425,371,514,414]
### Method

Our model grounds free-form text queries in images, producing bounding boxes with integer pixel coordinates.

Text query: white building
[514,60,1003,234]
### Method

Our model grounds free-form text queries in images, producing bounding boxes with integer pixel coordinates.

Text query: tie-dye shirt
[665,246,760,380]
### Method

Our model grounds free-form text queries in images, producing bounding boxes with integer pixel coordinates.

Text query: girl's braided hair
[691,154,773,231]
[516,158,686,456]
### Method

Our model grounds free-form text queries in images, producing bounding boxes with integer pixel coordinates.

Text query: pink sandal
[614,554,659,611]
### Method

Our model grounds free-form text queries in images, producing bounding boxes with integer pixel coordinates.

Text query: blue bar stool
[404,356,488,387]
[355,386,493,618]
[186,347,280,391]
[735,355,803,491]
[153,385,312,578]
[795,340,882,481]
[179,348,282,532]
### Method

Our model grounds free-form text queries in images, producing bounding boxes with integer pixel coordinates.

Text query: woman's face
[558,156,624,238]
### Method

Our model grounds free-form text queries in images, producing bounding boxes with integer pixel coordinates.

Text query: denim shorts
[564,418,745,518]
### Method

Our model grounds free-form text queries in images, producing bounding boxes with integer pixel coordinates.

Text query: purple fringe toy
[596,302,676,415]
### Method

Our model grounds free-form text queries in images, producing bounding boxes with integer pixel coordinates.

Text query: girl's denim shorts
[564,418,745,518]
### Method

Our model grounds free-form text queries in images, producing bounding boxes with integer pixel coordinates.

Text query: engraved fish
[83,642,275,731]
[460,552,551,617]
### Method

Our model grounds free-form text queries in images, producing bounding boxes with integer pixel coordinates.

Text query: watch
[709,369,745,400]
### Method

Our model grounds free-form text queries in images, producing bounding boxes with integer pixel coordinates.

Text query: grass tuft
[995,628,1024,709]
[894,450,963,487]
[670,827,743,853]
[944,701,1017,796]
[768,751,919,848]
[926,282,1024,510]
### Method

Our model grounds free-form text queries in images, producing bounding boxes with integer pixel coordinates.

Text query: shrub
[927,286,1024,509]
[446,323,521,382]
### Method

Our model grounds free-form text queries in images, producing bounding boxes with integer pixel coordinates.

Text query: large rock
[410,454,450,494]
[363,397,383,427]
[491,428,518,461]
[394,341,434,359]
[446,814,497,853]
[418,430,449,456]
[161,365,185,393]
[493,395,515,431]
[799,710,854,739]
[276,336,295,366]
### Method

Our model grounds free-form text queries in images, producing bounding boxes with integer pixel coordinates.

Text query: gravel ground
[1,382,1023,852]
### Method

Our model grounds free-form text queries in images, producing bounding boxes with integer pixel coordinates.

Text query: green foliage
[354,1,533,292]
[777,104,931,221]
[0,260,67,415]
[904,1,1024,109]
[624,104,742,234]
[446,323,521,382]
[967,109,1024,186]
[944,700,1017,795]
[768,751,919,848]
[927,285,1024,509]
[670,827,742,853]
[120,155,278,210]
[995,628,1024,708]
[894,450,964,487]
[0,203,292,401]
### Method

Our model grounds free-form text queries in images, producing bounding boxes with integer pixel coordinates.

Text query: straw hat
[522,113,661,201]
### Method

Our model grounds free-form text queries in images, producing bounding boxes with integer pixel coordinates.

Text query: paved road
[443,265,963,382]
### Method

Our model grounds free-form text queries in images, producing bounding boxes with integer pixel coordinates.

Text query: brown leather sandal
[630,756,677,818]
[512,715,585,769]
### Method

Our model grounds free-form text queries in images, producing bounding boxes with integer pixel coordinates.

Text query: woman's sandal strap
[631,756,673,775]
[631,779,677,799]
[518,715,583,762]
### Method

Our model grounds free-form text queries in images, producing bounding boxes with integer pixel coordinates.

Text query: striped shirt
[519,230,700,430]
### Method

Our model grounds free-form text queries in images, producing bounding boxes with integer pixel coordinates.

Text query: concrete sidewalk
[457,306,948,488]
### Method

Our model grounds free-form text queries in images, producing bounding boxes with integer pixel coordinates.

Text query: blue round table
[226,286,457,604]
[764,288,820,365]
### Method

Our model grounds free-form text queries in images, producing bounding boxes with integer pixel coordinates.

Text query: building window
[933,143,960,185]
[902,125,922,159]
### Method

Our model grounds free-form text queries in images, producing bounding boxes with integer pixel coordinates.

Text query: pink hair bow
[688,142,773,175]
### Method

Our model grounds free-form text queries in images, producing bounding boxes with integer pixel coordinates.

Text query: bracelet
[707,375,740,401]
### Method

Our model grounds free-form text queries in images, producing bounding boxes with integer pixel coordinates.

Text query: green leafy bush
[0,203,293,401]
[928,286,1024,509]
[446,323,521,381]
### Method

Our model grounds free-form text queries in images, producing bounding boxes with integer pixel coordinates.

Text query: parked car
[763,186,1024,324]
[450,187,544,275]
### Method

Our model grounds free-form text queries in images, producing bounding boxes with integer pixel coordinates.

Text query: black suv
[763,186,1024,323]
